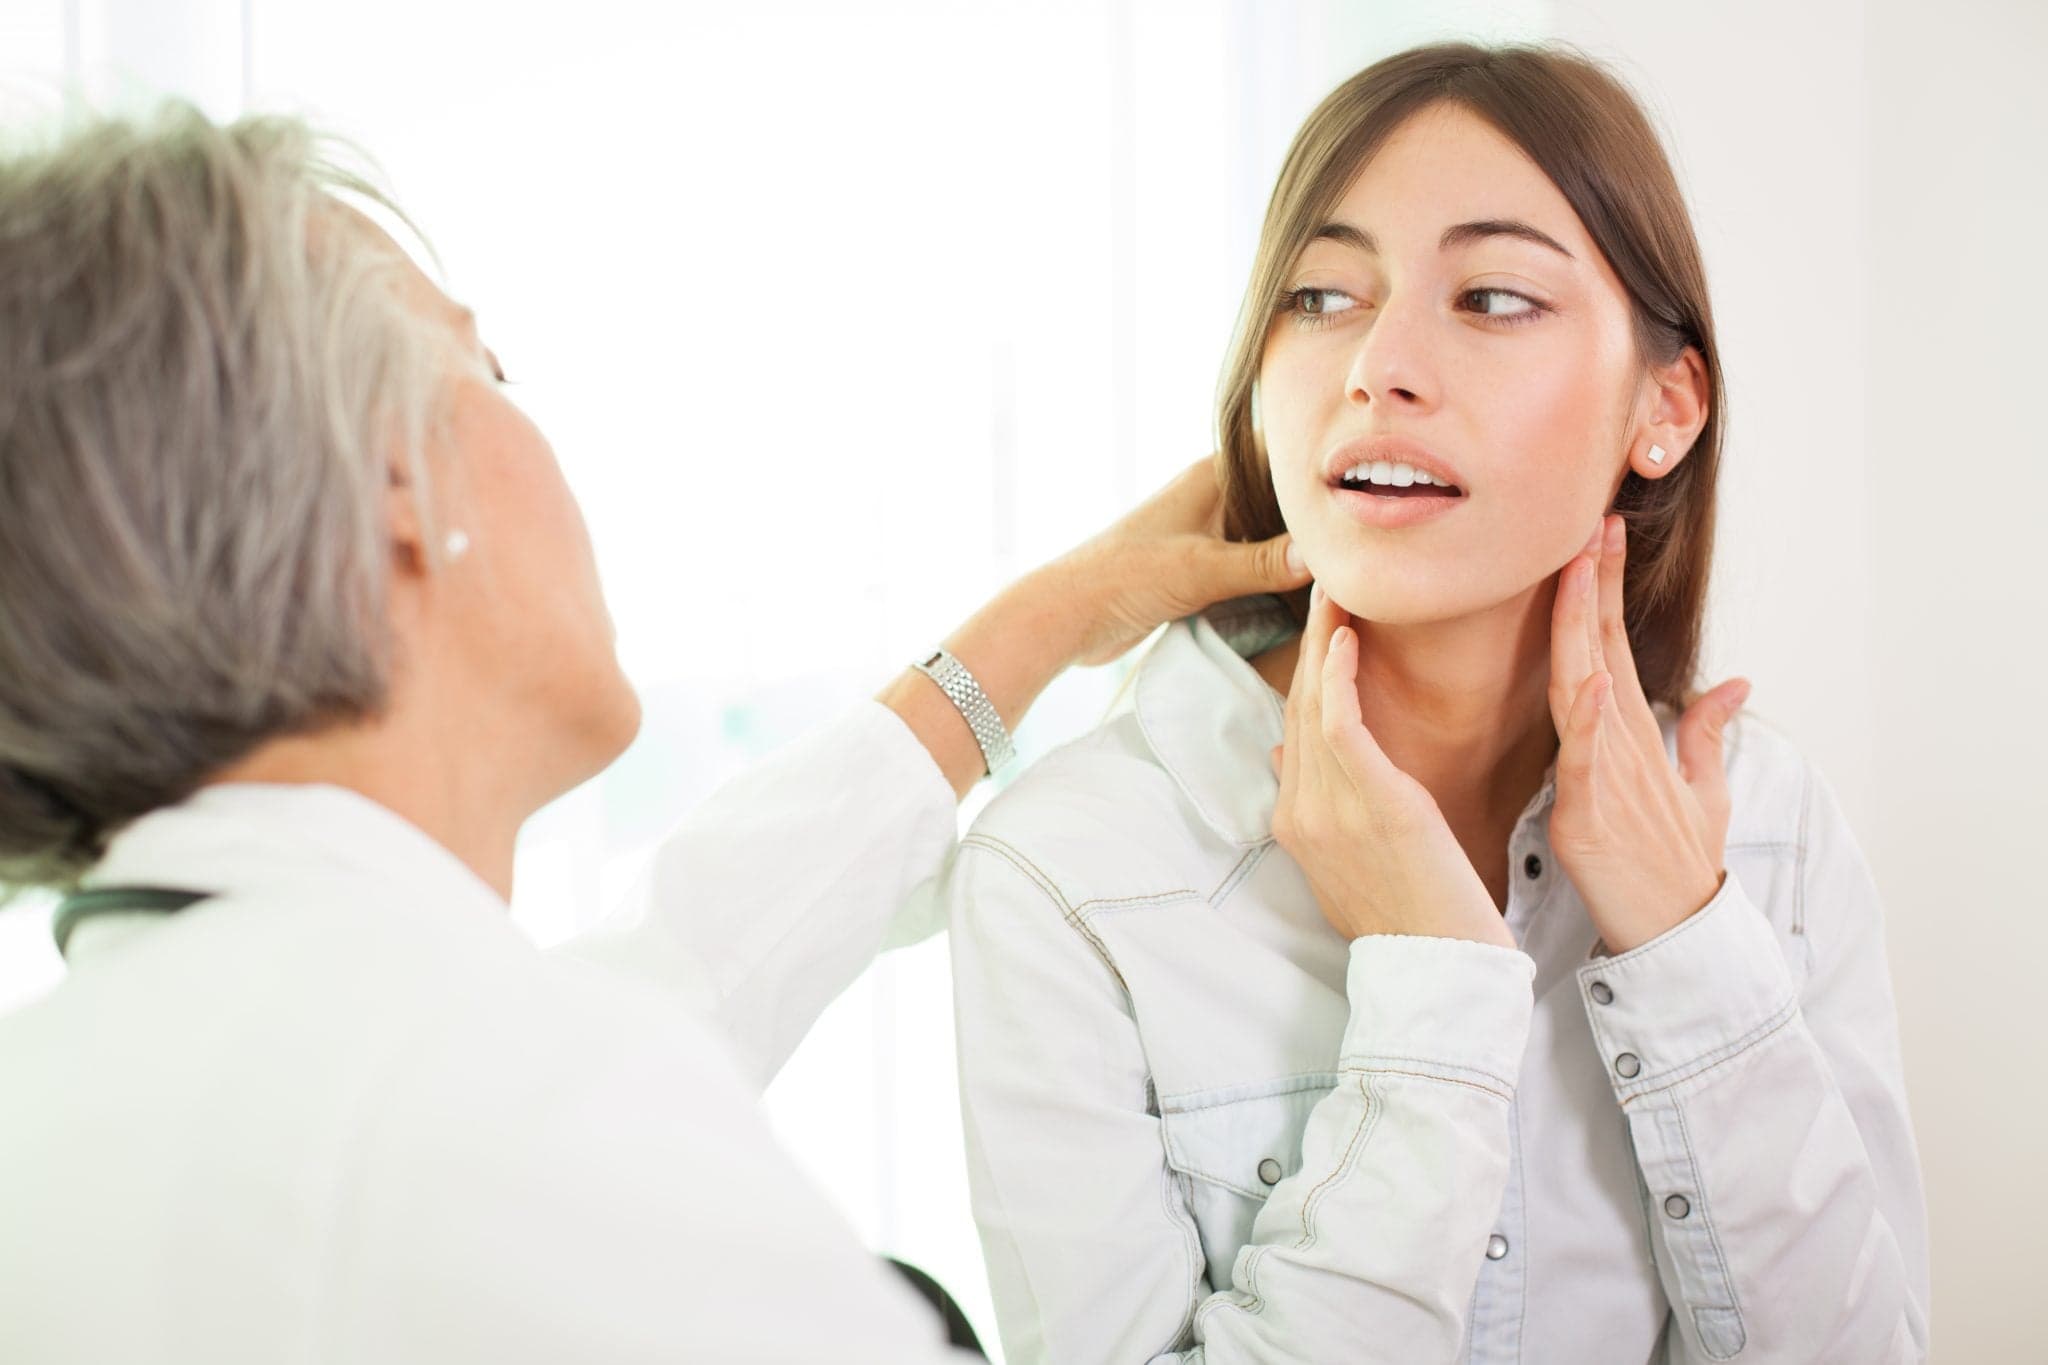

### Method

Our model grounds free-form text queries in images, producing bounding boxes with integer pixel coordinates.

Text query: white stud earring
[444,529,471,561]
[1646,444,1667,466]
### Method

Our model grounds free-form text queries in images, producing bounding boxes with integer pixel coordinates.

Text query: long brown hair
[1216,41,1724,710]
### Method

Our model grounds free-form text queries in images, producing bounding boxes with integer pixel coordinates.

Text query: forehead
[1329,102,1595,262]
[325,199,473,336]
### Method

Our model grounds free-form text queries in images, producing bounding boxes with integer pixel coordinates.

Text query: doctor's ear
[384,457,471,577]
[1629,344,1709,480]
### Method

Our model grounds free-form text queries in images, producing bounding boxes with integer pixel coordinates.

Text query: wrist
[880,568,1092,801]
[958,564,1092,678]
[1603,865,1726,955]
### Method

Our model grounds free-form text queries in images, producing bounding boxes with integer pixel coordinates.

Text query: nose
[1343,289,1439,414]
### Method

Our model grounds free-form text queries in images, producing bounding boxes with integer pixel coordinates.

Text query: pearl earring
[444,529,471,561]
[1647,444,1667,466]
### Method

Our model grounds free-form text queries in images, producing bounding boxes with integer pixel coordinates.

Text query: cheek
[475,437,613,659]
[1255,344,1334,506]
[1475,345,1625,545]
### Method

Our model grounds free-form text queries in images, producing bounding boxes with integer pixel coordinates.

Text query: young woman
[945,41,1929,1364]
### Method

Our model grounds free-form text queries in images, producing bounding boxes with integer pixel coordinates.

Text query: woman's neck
[1250,583,1560,902]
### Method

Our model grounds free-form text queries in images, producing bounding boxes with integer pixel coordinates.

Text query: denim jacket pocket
[1157,1077,1334,1289]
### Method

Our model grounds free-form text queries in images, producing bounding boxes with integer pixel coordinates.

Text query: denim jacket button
[1589,980,1615,1006]
[1614,1052,1642,1079]
[1256,1158,1283,1187]
[1485,1233,1510,1260]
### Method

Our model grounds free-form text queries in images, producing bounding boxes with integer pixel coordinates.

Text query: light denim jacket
[944,597,1930,1364]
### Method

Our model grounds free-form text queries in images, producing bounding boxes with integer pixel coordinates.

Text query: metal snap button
[1257,1158,1283,1187]
[1485,1233,1509,1260]
[1589,980,1614,1006]
[1523,852,1543,879]
[1614,1052,1642,1079]
[1664,1194,1691,1220]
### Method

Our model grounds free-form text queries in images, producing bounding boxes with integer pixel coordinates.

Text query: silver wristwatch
[912,647,1017,778]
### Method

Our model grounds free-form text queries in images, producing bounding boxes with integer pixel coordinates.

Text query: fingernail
[1310,581,1323,604]
[1285,539,1306,576]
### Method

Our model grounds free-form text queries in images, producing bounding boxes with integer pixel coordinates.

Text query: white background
[1,1,2041,1357]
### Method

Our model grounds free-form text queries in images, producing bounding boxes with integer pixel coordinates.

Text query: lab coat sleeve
[559,699,959,1091]
[341,952,976,1364]
[949,838,1537,1365]
[1575,762,1931,1363]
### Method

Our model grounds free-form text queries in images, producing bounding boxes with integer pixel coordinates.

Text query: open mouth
[1333,463,1464,498]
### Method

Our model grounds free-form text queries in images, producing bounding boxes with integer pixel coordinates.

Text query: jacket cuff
[1576,872,1797,1104]
[1341,935,1536,1099]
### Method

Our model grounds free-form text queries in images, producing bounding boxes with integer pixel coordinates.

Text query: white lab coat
[0,701,974,1363]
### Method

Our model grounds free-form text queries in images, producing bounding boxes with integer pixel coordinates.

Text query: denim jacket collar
[1131,593,1565,850]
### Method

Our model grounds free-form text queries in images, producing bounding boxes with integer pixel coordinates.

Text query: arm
[950,840,1536,1365]
[349,965,976,1363]
[564,459,1307,1086]
[1576,763,1930,1363]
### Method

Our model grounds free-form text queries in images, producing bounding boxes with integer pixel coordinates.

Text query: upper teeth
[1341,461,1453,488]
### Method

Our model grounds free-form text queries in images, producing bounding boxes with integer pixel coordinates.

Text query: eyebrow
[1312,218,1575,261]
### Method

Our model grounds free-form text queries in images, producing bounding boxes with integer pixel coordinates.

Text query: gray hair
[0,102,446,891]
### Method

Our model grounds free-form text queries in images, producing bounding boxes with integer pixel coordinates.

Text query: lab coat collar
[1131,593,1565,849]
[68,782,510,962]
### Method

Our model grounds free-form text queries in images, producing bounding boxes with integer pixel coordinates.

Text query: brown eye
[1287,287,1357,319]
[1459,288,1546,324]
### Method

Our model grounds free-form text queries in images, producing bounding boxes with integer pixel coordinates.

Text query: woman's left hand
[1547,513,1752,955]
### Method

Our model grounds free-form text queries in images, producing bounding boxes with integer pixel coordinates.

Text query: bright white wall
[1863,2,2047,1357]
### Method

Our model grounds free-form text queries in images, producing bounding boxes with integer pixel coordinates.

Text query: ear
[385,455,433,580]
[1628,344,1709,480]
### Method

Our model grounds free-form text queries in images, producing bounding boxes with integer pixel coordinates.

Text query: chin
[544,668,643,800]
[590,671,644,767]
[1312,563,1457,626]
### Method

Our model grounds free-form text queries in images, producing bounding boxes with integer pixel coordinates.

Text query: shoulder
[1716,707,1824,849]
[1662,705,1882,971]
[960,706,1237,913]
[1647,701,1824,851]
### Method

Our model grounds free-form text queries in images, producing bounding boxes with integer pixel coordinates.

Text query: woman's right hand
[1268,583,1517,950]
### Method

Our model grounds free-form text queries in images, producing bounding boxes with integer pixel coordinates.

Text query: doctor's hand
[1038,456,1311,666]
[882,456,1310,800]
[1268,583,1516,950]
[1546,513,1750,955]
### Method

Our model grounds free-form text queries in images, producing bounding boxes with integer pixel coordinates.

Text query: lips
[1328,481,1467,528]
[1351,483,1457,498]
[1321,434,1467,494]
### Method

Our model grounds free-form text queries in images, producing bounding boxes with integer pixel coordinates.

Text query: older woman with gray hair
[0,104,1312,1361]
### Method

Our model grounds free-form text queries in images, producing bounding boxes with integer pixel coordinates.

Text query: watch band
[912,647,1017,778]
